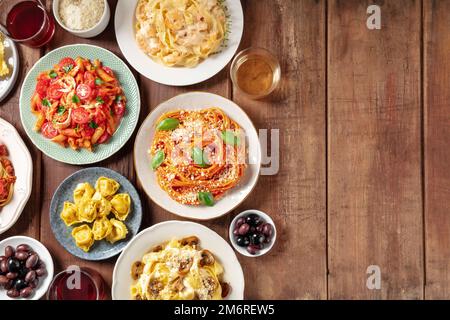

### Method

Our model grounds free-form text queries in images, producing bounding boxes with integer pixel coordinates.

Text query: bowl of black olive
[0,236,54,300]
[229,210,277,257]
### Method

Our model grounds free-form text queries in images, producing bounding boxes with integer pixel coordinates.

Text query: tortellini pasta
[106,218,128,244]
[72,225,95,252]
[95,177,120,198]
[60,202,79,226]
[111,194,131,221]
[59,177,133,252]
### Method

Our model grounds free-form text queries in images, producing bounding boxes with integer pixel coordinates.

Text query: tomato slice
[41,122,59,139]
[59,57,76,70]
[71,108,90,124]
[97,131,110,144]
[113,101,126,117]
[76,84,92,101]
[83,71,96,88]
[47,84,63,100]
[36,79,50,98]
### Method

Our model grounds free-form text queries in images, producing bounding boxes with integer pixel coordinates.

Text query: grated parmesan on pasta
[58,0,105,31]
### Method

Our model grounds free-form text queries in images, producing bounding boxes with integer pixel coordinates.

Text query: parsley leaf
[62,64,74,73]
[96,96,105,104]
[89,121,98,129]
[42,98,51,107]
[115,95,122,103]
[57,106,66,115]
[72,94,80,103]
[49,70,57,78]
[95,78,103,86]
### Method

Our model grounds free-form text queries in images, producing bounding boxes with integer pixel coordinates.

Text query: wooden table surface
[1,0,450,300]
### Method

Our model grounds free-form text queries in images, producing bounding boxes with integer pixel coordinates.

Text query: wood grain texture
[233,0,327,299]
[423,0,450,299]
[328,0,423,299]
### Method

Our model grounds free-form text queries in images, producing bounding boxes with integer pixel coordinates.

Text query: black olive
[7,258,20,273]
[18,266,29,278]
[245,214,263,226]
[14,279,27,291]
[250,233,265,246]
[235,236,250,247]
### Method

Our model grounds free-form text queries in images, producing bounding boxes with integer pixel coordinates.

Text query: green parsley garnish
[115,95,122,103]
[57,106,66,115]
[62,64,74,73]
[72,94,80,103]
[42,98,51,107]
[49,70,57,78]
[95,78,103,86]
[96,96,105,104]
[89,121,98,129]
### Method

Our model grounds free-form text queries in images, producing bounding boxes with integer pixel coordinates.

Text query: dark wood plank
[424,0,450,299]
[0,44,42,242]
[232,0,327,299]
[327,0,423,299]
[39,0,130,291]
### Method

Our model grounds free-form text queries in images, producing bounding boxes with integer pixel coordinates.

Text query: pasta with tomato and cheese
[0,144,16,209]
[30,57,127,151]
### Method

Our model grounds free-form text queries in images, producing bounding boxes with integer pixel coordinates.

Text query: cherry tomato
[113,101,126,117]
[59,57,76,70]
[36,79,50,98]
[47,84,63,100]
[41,122,59,139]
[71,108,90,124]
[83,72,96,88]
[82,124,95,137]
[97,131,110,144]
[102,66,113,76]
[76,84,92,101]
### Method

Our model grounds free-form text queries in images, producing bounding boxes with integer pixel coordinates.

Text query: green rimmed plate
[19,44,140,165]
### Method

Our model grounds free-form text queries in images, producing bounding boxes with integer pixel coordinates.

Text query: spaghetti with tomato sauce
[0,145,16,209]
[30,57,127,151]
[150,108,246,206]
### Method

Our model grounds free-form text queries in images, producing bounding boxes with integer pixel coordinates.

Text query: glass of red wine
[0,0,55,48]
[46,267,108,300]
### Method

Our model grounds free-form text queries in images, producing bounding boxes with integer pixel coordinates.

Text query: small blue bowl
[50,167,143,261]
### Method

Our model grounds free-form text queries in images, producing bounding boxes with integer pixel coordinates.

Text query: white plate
[134,92,261,220]
[0,118,33,234]
[0,36,19,102]
[112,220,244,300]
[115,0,244,86]
[0,236,54,300]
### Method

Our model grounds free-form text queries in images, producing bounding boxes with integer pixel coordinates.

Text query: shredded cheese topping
[58,0,105,31]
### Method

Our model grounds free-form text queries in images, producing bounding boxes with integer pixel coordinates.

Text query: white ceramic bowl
[112,220,245,300]
[53,0,110,38]
[229,209,277,257]
[0,236,54,300]
[133,92,261,220]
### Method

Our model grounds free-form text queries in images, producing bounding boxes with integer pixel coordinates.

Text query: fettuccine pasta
[135,0,227,67]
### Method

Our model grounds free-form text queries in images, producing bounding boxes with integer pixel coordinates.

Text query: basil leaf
[151,150,165,170]
[57,106,66,115]
[198,191,215,206]
[42,98,51,107]
[221,130,240,146]
[49,70,57,78]
[72,94,80,103]
[192,147,210,168]
[96,96,105,104]
[115,95,122,102]
[95,78,103,86]
[89,121,98,129]
[157,118,179,131]
[62,64,74,73]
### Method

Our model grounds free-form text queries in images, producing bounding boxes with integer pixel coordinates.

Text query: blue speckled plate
[50,167,142,261]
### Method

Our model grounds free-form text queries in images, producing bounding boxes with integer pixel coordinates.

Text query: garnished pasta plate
[112,220,244,300]
[134,92,261,220]
[115,0,243,86]
[0,118,33,235]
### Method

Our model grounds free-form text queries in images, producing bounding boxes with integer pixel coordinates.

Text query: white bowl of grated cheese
[53,0,110,38]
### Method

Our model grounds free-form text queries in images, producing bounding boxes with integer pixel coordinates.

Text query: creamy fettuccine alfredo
[130,236,230,300]
[135,0,227,67]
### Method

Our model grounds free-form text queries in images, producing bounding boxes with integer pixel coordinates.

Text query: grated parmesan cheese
[59,0,105,31]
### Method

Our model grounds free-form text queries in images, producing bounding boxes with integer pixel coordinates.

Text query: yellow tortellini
[92,217,113,240]
[73,183,95,204]
[60,176,133,252]
[95,177,120,198]
[77,200,98,223]
[111,193,131,221]
[71,224,95,252]
[106,218,128,244]
[60,202,79,226]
